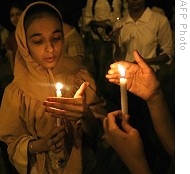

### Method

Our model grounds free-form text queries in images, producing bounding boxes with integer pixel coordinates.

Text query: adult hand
[43,82,89,121]
[103,110,151,174]
[105,50,160,101]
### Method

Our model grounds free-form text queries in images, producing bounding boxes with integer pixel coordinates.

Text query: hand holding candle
[118,64,128,116]
[55,82,63,126]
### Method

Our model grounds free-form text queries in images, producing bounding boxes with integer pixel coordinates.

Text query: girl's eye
[32,40,43,45]
[52,37,62,42]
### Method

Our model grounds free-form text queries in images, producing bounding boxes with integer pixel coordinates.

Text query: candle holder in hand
[49,82,68,170]
[55,82,63,126]
[118,64,128,116]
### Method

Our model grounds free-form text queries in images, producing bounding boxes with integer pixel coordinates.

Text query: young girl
[0,2,107,174]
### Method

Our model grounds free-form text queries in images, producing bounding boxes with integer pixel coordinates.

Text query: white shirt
[114,7,174,71]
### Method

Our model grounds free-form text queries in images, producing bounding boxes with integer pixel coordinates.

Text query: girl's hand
[29,125,66,154]
[43,82,89,121]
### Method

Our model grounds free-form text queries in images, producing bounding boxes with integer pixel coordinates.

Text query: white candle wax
[118,64,128,116]
[55,82,63,126]
[56,90,62,97]
[120,77,128,115]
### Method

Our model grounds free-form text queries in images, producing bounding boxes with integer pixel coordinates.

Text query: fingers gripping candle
[118,64,128,116]
[55,82,63,126]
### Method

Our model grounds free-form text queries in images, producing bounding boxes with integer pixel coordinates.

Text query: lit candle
[55,82,63,126]
[118,64,128,116]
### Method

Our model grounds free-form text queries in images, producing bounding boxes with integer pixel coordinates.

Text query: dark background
[0,0,87,31]
[0,0,175,32]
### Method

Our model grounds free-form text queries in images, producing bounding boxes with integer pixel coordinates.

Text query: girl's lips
[45,57,54,63]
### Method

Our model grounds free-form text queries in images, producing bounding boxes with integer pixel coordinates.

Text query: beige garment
[63,23,84,64]
[0,2,107,174]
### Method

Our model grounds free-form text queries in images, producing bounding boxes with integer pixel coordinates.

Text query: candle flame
[118,64,126,78]
[56,82,63,91]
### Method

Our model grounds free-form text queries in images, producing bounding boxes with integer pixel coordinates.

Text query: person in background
[0,25,9,61]
[83,0,126,114]
[53,0,85,65]
[0,2,107,174]
[1,14,20,174]
[104,50,174,174]
[83,0,123,87]
[62,22,85,65]
[5,1,24,73]
[0,24,11,101]
[113,0,174,72]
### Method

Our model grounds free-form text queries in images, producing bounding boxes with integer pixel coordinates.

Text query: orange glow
[56,82,63,91]
[118,64,126,78]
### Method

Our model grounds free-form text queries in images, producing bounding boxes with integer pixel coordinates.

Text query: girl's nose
[45,42,54,52]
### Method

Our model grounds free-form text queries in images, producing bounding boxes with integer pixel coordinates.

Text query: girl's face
[26,15,63,69]
[10,7,22,27]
